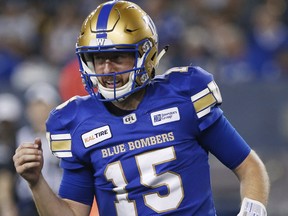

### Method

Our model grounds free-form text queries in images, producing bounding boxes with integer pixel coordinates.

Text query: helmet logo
[140,74,149,83]
[142,41,152,53]
[90,38,113,46]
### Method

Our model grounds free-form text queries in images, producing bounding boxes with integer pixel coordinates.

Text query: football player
[13,1,269,215]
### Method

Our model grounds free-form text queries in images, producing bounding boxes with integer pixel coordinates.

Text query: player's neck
[111,88,145,111]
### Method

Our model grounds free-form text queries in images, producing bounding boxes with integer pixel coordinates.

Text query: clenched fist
[13,138,44,187]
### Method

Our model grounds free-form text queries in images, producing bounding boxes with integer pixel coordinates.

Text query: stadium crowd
[0,0,288,215]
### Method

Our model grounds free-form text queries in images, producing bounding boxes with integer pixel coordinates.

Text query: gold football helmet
[76,0,166,101]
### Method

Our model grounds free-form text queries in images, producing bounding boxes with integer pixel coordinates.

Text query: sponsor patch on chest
[82,125,112,148]
[150,107,180,126]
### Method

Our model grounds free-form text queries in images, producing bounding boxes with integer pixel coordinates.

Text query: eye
[117,52,135,61]
[93,55,106,64]
[109,53,134,63]
[93,52,135,65]
[111,55,122,62]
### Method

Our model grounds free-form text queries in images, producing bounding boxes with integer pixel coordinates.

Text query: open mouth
[104,79,121,88]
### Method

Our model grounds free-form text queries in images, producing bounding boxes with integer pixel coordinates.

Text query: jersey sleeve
[189,67,223,131]
[198,114,251,169]
[59,167,95,205]
[46,100,95,205]
[46,106,82,170]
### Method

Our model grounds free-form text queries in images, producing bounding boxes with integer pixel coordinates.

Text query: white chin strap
[98,72,134,101]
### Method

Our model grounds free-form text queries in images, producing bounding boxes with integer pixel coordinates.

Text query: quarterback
[13,1,269,216]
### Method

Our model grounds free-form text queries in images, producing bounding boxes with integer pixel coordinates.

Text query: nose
[103,60,114,74]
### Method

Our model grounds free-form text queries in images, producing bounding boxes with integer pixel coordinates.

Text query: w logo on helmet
[89,38,113,46]
[96,38,106,46]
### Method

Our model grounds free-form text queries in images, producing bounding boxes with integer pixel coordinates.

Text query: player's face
[93,52,135,89]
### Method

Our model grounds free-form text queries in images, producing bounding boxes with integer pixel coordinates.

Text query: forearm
[30,174,77,216]
[234,150,270,205]
[238,167,269,206]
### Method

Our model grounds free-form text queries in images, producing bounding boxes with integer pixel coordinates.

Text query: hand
[237,197,267,216]
[13,138,44,187]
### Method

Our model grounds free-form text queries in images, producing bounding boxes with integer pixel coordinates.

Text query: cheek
[122,73,130,83]
[94,65,104,74]
[121,60,134,83]
[121,59,135,73]
[93,65,105,83]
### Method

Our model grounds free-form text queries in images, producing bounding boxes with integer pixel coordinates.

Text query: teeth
[106,80,119,84]
[105,80,120,89]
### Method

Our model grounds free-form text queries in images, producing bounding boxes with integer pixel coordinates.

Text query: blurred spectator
[40,3,82,66]
[0,93,22,216]
[210,21,254,83]
[0,1,41,85]
[0,49,22,86]
[246,3,288,80]
[10,57,59,92]
[15,83,62,216]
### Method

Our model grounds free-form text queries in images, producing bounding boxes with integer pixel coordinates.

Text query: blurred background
[0,0,287,215]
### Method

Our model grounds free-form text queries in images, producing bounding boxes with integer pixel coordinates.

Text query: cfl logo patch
[123,113,137,124]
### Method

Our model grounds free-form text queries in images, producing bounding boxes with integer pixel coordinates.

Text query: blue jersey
[46,66,251,216]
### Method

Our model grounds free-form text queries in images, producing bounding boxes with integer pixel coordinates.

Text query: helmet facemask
[76,38,155,101]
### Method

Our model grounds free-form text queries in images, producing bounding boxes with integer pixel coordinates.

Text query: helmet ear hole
[151,68,155,79]
[151,52,156,61]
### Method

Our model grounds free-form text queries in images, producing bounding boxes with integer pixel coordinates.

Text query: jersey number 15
[104,146,184,215]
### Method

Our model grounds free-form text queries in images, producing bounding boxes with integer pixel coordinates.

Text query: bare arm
[13,138,91,216]
[30,174,91,216]
[233,150,270,205]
